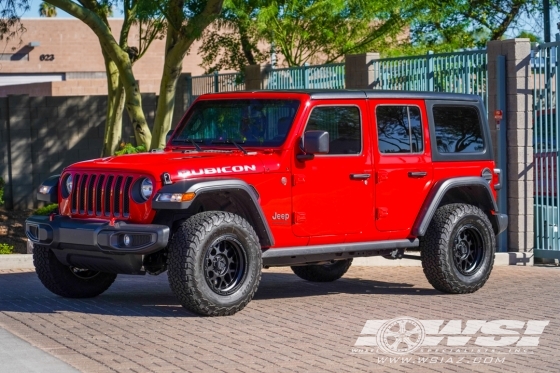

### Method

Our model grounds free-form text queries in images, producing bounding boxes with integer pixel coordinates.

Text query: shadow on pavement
[0,270,439,317]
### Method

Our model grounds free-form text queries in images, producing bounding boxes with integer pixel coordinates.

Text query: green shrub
[35,203,58,216]
[115,143,147,156]
[0,243,14,254]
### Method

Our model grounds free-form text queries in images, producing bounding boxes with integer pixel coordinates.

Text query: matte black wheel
[291,259,353,282]
[33,244,117,298]
[167,211,262,316]
[420,203,495,294]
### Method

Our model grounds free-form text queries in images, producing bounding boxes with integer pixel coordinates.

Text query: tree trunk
[101,50,121,157]
[151,29,187,150]
[151,0,224,149]
[105,83,125,156]
[117,51,152,149]
[47,0,152,150]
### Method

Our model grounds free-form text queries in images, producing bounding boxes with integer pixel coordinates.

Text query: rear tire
[291,259,353,282]
[33,244,117,298]
[167,212,262,316]
[420,203,495,294]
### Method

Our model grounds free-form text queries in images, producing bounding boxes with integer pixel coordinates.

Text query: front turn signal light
[157,192,196,202]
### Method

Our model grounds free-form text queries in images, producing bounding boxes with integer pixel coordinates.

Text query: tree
[45,0,223,153]
[199,0,267,73]
[39,1,57,17]
[0,0,29,43]
[201,0,412,70]
[408,0,556,53]
[150,0,224,150]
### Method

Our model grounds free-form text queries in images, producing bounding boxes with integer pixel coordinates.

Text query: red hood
[66,150,275,182]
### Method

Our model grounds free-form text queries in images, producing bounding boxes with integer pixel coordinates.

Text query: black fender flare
[152,178,274,247]
[412,177,500,237]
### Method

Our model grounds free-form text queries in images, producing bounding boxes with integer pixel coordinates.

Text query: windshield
[172,99,300,148]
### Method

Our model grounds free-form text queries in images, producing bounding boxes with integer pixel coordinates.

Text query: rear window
[433,106,485,153]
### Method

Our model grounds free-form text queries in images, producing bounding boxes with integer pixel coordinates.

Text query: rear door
[370,100,433,232]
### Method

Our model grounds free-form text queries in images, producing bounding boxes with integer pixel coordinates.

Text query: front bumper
[26,215,170,274]
[26,215,169,255]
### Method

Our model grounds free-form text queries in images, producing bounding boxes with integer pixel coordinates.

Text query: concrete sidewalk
[0,327,79,373]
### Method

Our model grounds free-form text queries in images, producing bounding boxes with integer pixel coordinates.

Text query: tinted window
[376,106,423,154]
[433,106,484,153]
[173,99,300,147]
[306,106,361,154]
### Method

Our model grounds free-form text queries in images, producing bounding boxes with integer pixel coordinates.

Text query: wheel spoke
[203,236,247,295]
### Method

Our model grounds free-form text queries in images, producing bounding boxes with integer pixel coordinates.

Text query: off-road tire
[33,244,117,298]
[167,211,262,316]
[420,203,495,294]
[290,259,353,282]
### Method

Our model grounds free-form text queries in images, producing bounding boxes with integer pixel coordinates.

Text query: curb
[0,252,533,271]
[0,254,35,270]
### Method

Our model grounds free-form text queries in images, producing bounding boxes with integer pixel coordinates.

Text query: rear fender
[412,177,500,236]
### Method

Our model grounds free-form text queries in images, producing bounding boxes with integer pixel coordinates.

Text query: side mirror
[297,130,329,161]
[166,130,174,144]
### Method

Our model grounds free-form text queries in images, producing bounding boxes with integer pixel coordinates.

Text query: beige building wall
[0,18,212,95]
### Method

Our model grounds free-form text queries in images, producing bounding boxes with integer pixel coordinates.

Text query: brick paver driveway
[0,265,558,373]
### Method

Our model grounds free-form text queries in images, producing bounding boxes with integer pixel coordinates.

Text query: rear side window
[376,106,423,154]
[433,106,484,153]
[306,106,362,155]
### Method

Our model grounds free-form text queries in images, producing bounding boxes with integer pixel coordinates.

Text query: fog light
[123,234,131,247]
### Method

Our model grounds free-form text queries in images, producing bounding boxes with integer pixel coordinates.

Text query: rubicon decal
[178,165,257,178]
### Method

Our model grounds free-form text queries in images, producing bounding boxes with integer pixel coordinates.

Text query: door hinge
[292,174,306,186]
[294,212,306,223]
[376,171,388,184]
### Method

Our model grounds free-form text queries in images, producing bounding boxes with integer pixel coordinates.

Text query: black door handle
[408,171,428,178]
[350,174,371,180]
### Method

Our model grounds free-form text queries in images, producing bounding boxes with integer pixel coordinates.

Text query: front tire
[167,212,262,316]
[33,244,117,298]
[420,203,495,294]
[291,259,353,282]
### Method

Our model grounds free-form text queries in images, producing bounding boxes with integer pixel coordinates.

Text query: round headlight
[140,178,153,200]
[66,175,73,194]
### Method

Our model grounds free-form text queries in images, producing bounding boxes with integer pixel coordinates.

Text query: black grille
[70,173,135,219]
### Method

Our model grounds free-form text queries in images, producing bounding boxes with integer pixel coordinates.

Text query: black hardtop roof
[205,89,482,102]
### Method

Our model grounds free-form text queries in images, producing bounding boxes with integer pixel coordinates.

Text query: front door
[371,100,433,232]
[291,101,374,238]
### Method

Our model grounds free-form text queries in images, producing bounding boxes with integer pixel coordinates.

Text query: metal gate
[533,36,560,259]
[185,71,245,107]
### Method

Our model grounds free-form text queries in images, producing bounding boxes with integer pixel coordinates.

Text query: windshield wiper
[172,138,202,151]
[211,139,248,154]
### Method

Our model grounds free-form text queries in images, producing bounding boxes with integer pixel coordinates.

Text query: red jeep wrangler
[26,90,507,316]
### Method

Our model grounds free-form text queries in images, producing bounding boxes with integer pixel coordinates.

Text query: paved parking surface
[0,265,558,373]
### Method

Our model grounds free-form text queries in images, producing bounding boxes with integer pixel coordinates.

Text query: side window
[376,106,423,154]
[433,105,484,153]
[306,106,361,155]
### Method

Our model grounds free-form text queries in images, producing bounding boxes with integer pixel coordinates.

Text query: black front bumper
[26,215,170,274]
